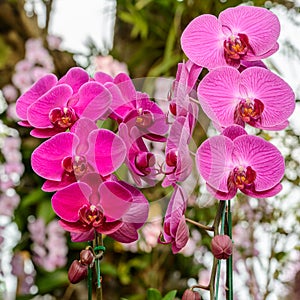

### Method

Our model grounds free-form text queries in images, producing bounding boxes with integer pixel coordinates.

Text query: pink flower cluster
[15,5,295,256]
[0,122,24,216]
[28,218,68,272]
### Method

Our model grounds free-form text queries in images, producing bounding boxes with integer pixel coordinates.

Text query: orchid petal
[58,67,89,94]
[233,135,285,191]
[219,6,280,56]
[181,15,226,68]
[87,129,126,176]
[52,182,92,222]
[16,74,57,120]
[198,67,240,127]
[99,181,133,221]
[31,132,77,181]
[240,67,295,128]
[74,82,111,120]
[27,84,73,128]
[196,135,234,192]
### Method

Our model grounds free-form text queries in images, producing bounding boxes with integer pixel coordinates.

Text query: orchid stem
[227,200,233,300]
[209,201,226,300]
[214,201,227,300]
[88,241,93,300]
[186,217,214,231]
[94,232,104,300]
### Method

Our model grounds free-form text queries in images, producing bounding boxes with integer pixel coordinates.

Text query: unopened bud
[68,260,88,284]
[80,249,95,266]
[211,235,232,260]
[182,289,201,300]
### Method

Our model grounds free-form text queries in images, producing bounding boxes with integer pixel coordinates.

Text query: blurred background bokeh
[0,0,299,299]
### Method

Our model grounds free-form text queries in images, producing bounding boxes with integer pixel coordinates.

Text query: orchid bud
[80,249,94,266]
[68,260,88,284]
[182,289,201,300]
[211,235,232,260]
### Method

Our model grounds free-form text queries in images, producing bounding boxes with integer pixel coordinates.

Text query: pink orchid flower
[159,185,189,254]
[119,123,157,187]
[31,118,126,191]
[196,125,285,200]
[181,6,280,69]
[16,67,111,138]
[162,116,193,188]
[197,66,295,131]
[169,60,202,135]
[51,176,149,243]
[95,72,169,142]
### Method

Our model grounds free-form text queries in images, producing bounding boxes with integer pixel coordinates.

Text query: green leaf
[36,200,56,223]
[147,288,162,300]
[19,189,46,208]
[162,290,177,300]
[35,270,68,294]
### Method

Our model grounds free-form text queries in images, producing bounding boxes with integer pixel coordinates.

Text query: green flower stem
[227,200,233,300]
[88,241,93,300]
[94,232,104,300]
[209,201,226,300]
[215,201,227,300]
[186,217,214,231]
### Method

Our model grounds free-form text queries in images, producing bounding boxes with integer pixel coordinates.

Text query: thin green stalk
[88,241,93,300]
[214,201,227,300]
[227,200,233,300]
[94,232,105,300]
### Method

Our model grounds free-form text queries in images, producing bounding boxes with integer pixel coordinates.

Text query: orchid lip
[135,109,154,128]
[49,106,78,129]
[228,165,256,190]
[234,98,264,126]
[224,33,250,65]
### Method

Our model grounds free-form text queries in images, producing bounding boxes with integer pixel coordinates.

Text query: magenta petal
[59,220,88,233]
[74,82,111,120]
[114,73,137,104]
[198,67,240,127]
[71,118,98,155]
[206,183,237,200]
[31,132,77,181]
[165,185,187,238]
[108,223,139,243]
[30,127,65,138]
[58,67,89,94]
[173,216,189,253]
[42,176,76,192]
[240,67,295,128]
[27,84,73,128]
[242,183,282,198]
[196,135,234,192]
[70,230,95,242]
[219,6,280,57]
[52,182,92,221]
[99,181,133,221]
[16,74,57,120]
[181,15,226,68]
[222,125,247,141]
[114,180,149,226]
[87,129,126,176]
[94,71,113,84]
[233,135,285,191]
